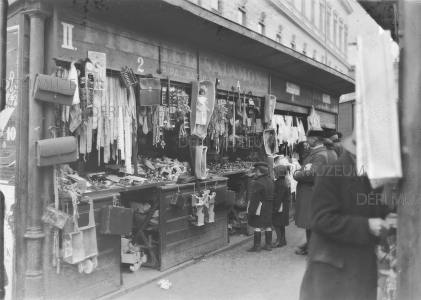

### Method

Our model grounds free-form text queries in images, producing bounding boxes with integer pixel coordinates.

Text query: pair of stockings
[274,226,285,240]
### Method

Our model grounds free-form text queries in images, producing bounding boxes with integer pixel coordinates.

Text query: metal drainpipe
[398,2,421,299]
[24,10,49,300]
[0,0,8,112]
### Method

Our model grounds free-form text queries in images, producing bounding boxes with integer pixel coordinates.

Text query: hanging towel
[356,31,402,188]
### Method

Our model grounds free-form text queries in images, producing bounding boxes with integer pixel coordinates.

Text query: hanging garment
[190,81,215,139]
[356,31,402,188]
[284,116,293,145]
[307,106,321,129]
[298,119,307,142]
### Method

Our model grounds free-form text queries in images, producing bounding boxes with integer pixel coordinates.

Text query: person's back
[299,132,392,300]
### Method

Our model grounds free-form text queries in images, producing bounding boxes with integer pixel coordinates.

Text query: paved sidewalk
[117,224,307,300]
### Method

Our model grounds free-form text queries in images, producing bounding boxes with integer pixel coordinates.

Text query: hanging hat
[325,130,338,139]
[306,126,325,137]
[342,130,356,155]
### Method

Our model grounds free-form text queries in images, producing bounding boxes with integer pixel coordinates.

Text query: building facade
[192,0,353,75]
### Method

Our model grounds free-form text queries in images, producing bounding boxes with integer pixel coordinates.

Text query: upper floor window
[302,0,306,17]
[344,26,349,56]
[238,8,246,26]
[333,12,338,45]
[319,1,324,32]
[257,22,265,35]
[303,43,307,55]
[339,19,344,51]
[311,0,315,24]
[211,0,220,11]
[276,33,282,44]
[313,49,317,60]
[326,5,331,40]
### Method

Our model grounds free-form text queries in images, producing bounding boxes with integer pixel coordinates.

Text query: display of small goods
[58,157,190,197]
[207,159,255,174]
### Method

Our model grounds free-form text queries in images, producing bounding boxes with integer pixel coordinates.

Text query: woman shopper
[272,165,291,248]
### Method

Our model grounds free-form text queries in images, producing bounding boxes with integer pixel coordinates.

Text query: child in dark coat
[272,165,291,247]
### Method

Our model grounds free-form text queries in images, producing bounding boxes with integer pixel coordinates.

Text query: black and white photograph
[0,0,414,299]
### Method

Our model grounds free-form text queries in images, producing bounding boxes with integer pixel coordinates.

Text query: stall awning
[36,0,355,96]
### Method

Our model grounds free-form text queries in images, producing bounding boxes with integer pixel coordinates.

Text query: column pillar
[24,9,50,300]
[398,1,421,299]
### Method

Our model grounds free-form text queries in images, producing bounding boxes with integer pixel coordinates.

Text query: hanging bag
[36,136,78,167]
[99,195,134,236]
[171,185,187,209]
[139,74,161,106]
[33,74,76,106]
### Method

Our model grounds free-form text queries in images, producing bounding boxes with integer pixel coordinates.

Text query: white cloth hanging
[356,31,402,188]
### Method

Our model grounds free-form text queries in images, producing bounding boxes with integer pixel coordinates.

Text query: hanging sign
[322,93,331,104]
[199,51,269,96]
[286,82,300,95]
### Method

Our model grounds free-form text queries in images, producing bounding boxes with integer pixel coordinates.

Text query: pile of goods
[207,159,254,174]
[137,156,190,182]
[58,156,191,200]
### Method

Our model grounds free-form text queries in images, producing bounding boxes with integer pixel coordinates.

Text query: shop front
[2,1,354,299]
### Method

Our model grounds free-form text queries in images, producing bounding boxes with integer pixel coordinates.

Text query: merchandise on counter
[207,160,254,174]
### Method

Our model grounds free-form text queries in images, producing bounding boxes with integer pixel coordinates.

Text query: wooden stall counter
[123,178,229,271]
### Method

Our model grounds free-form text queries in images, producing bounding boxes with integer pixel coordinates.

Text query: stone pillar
[398,1,421,299]
[24,9,50,300]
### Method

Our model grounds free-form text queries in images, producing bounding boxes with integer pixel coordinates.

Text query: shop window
[257,22,265,35]
[238,8,246,26]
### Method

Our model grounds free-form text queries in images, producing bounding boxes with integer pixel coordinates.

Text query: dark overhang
[357,0,399,42]
[12,0,355,96]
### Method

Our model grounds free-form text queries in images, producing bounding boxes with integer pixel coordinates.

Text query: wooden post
[24,9,50,300]
[397,1,421,299]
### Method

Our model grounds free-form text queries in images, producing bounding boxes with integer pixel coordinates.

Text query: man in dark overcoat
[247,162,275,253]
[299,131,392,300]
[293,127,328,255]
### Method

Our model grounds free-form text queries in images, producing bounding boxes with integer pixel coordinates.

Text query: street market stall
[2,1,354,299]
